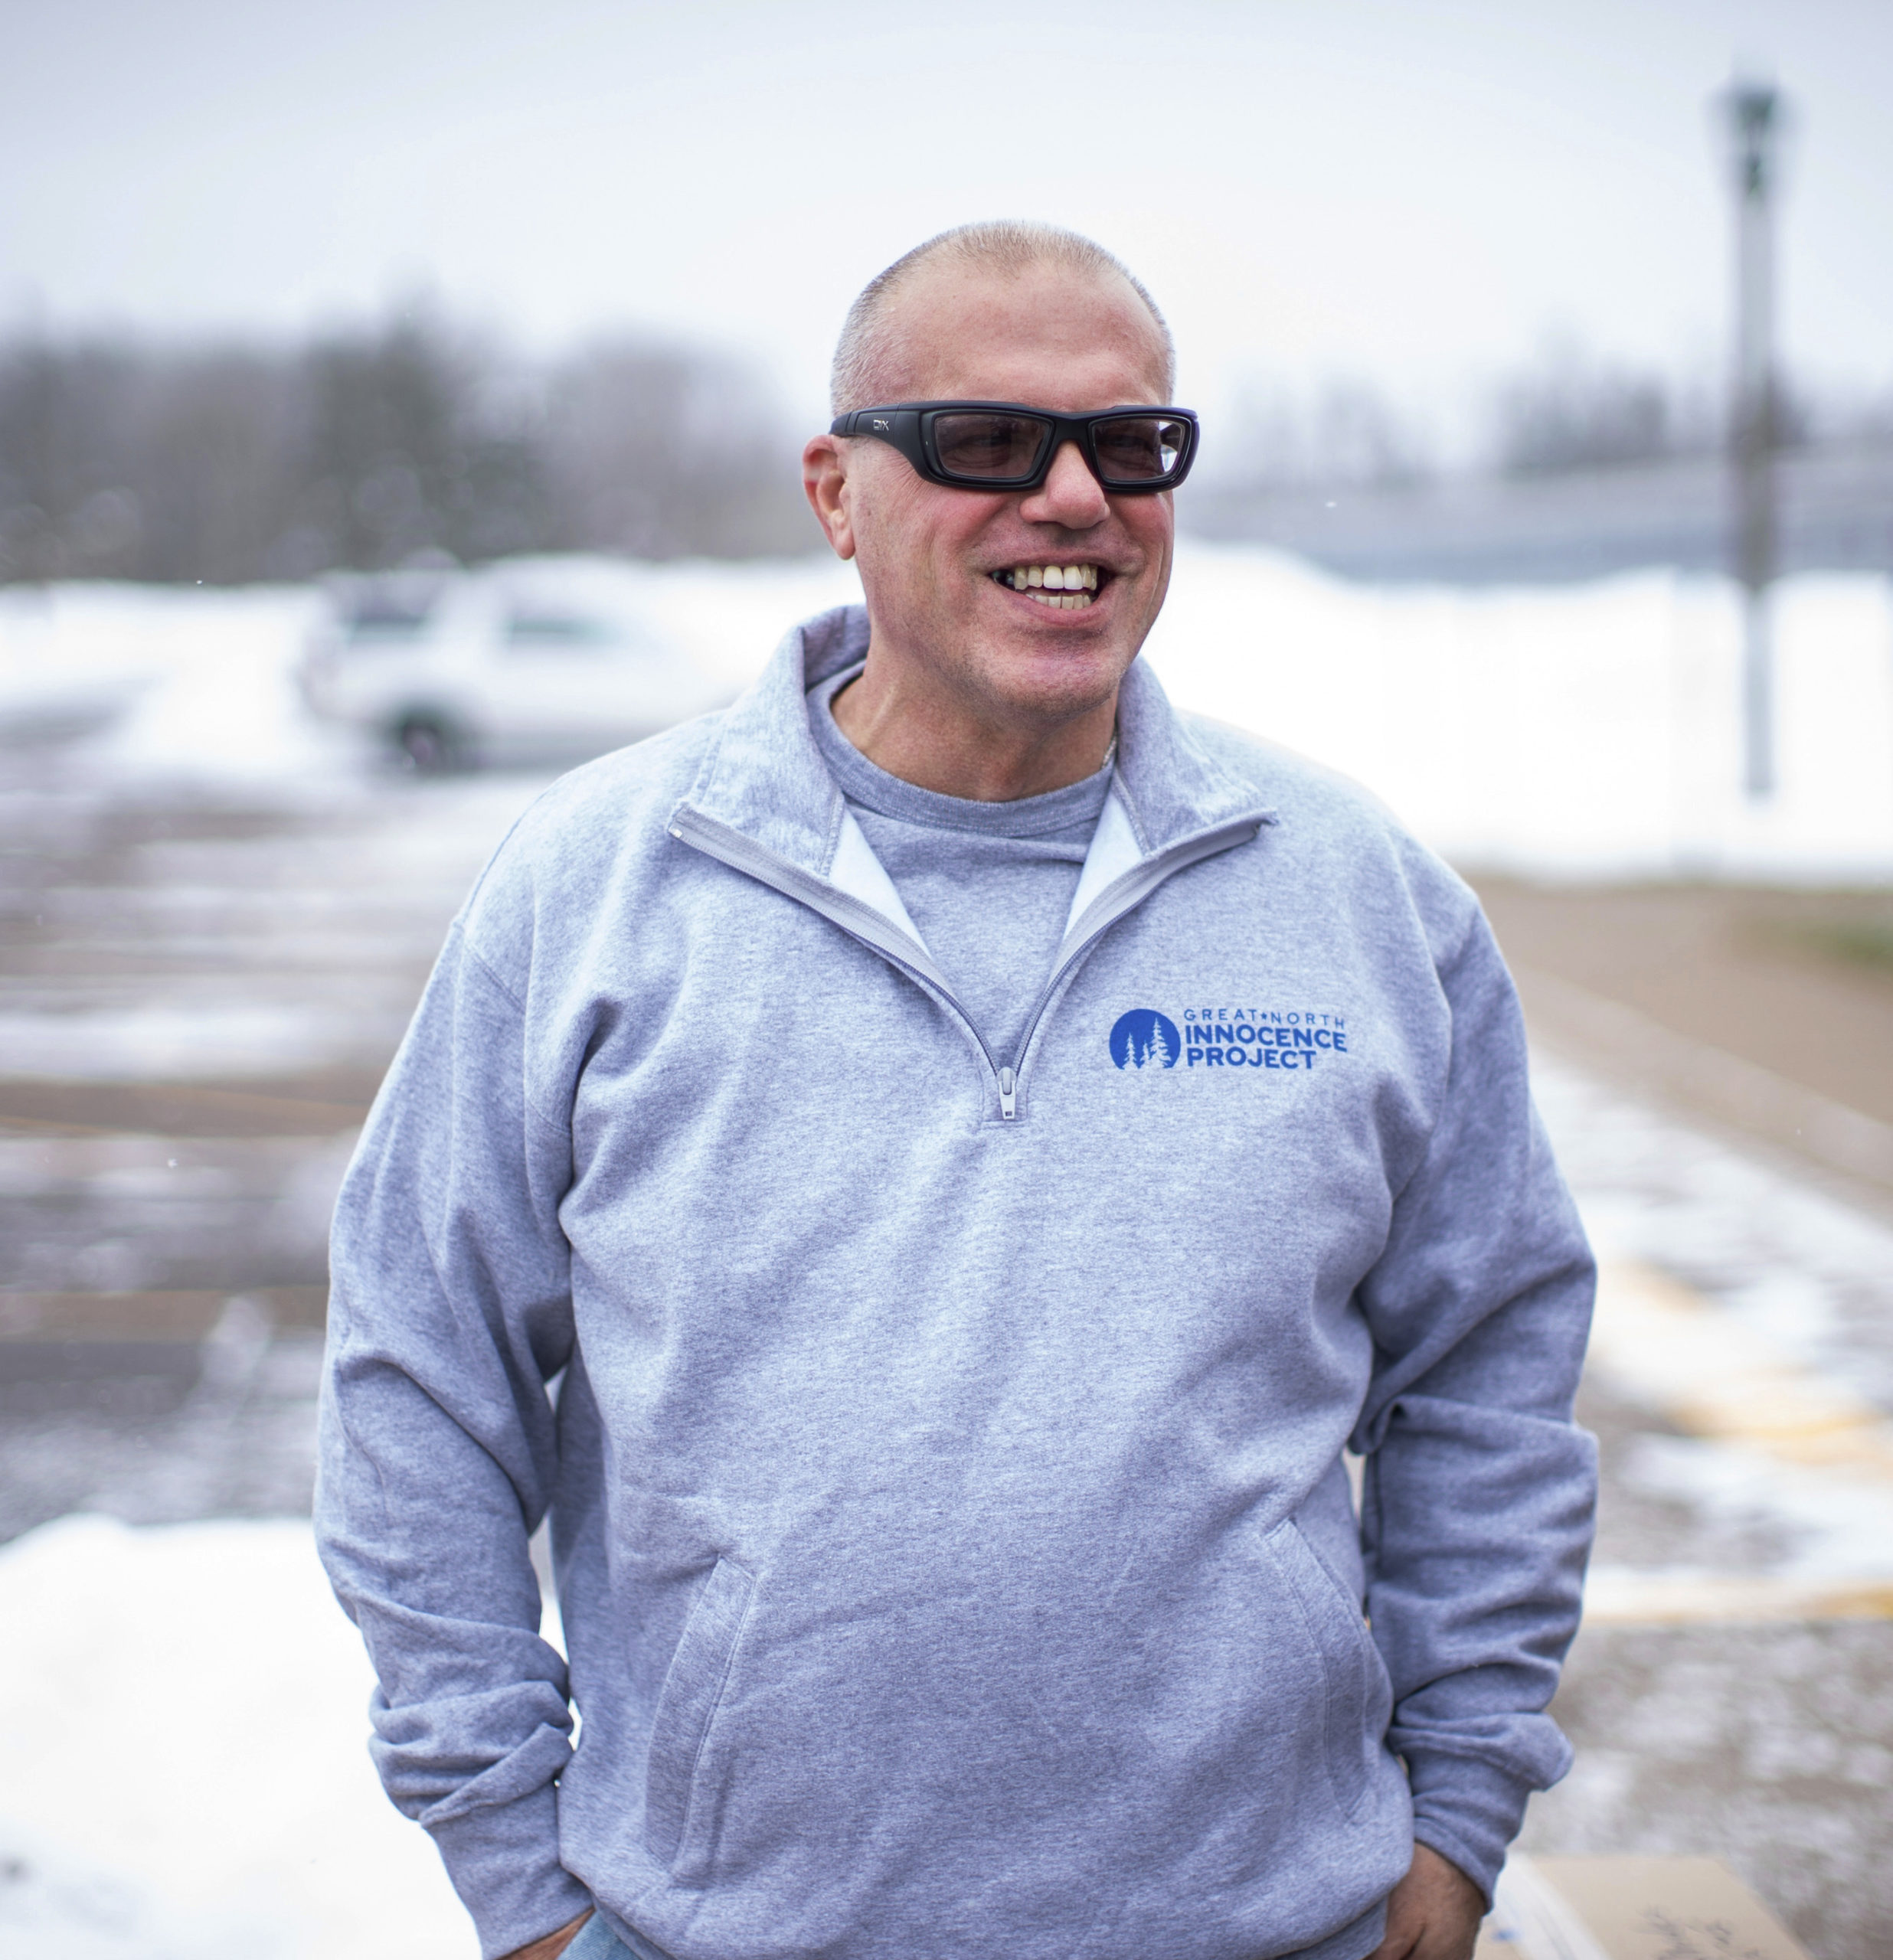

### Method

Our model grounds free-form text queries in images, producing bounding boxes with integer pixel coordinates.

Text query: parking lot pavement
[3,767,1891,1958]
[0,763,539,1537]
[0,1297,325,1543]
[1514,1056,1893,1960]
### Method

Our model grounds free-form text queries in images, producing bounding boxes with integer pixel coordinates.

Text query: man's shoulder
[1178,712,1484,952]
[1182,713,1414,852]
[502,710,721,863]
[458,709,726,953]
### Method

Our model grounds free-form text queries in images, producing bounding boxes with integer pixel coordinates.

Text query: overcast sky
[3,0,1888,443]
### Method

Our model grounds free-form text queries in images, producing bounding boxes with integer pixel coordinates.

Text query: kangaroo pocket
[625,1514,1401,1941]
[643,1556,756,1871]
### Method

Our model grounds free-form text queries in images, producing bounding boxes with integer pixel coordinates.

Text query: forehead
[875,261,1170,410]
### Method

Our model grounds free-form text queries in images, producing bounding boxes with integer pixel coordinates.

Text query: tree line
[0,310,819,585]
[1217,342,1878,496]
[8,310,1883,581]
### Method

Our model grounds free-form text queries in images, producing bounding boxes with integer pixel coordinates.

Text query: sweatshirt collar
[678,603,1273,880]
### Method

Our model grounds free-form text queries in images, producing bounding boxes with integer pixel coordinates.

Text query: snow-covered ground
[3,544,1890,881]
[0,1515,468,1960]
[1147,549,1893,884]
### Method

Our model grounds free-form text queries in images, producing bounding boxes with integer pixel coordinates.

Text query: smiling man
[317,223,1597,1960]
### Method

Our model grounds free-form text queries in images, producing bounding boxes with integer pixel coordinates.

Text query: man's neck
[829,656,1117,803]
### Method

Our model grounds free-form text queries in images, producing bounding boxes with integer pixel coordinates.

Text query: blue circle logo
[1109,1009,1181,1070]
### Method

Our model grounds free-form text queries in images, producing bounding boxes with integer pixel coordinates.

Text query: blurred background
[2,3,1890,1957]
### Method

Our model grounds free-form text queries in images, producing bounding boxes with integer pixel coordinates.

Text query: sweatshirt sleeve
[1349,868,1598,1902]
[315,917,594,1959]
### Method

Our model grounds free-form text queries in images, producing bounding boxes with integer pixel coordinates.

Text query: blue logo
[1110,1009,1181,1070]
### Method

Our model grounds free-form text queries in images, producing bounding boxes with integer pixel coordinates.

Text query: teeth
[998,564,1101,590]
[992,565,1104,607]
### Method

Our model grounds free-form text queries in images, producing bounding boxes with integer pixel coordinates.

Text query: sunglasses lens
[1093,416,1191,484]
[930,412,1051,482]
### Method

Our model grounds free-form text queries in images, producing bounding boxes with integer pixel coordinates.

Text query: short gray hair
[829,220,1175,416]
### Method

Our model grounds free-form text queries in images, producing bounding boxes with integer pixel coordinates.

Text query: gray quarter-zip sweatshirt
[316,603,1597,1960]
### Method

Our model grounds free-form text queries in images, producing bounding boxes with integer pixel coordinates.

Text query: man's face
[809,262,1177,733]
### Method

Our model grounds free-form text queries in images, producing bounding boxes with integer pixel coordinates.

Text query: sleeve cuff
[427,1780,593,1960]
[1404,1749,1539,1903]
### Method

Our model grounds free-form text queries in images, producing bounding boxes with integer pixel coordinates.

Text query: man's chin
[966,630,1133,729]
[973,571,1156,694]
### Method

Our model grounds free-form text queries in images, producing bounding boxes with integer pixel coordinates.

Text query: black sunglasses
[829,400,1198,493]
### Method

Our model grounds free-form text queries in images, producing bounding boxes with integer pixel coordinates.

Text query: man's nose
[1020,439,1110,528]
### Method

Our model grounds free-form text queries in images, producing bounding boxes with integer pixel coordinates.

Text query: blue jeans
[566,1911,666,1960]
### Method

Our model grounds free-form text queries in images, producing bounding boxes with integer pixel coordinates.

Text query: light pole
[1721,80,1783,801]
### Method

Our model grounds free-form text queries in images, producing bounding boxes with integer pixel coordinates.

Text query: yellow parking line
[1582,1261,1893,1623]
[1591,1261,1893,1478]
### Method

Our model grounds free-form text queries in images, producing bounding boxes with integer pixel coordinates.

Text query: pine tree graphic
[1112,1009,1176,1069]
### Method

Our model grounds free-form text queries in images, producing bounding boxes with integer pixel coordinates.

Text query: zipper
[667,808,1007,1087]
[669,806,1262,1122]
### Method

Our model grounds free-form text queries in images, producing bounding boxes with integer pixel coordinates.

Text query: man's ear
[803,435,857,561]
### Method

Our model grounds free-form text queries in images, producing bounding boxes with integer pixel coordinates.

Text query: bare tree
[1491,342,1722,476]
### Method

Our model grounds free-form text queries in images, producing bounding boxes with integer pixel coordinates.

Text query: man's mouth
[989,563,1104,610]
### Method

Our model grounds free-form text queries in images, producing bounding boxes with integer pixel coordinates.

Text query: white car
[297,566,732,769]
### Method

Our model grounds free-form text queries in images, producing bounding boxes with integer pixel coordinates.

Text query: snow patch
[0,1007,356,1082]
[1143,546,1893,881]
[0,1514,469,1960]
[1623,1432,1893,1583]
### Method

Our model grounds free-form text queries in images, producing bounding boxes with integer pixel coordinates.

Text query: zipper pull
[998,1067,1017,1121]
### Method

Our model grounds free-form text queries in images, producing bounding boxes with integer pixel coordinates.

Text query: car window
[505,611,658,658]
[344,603,433,645]
[502,612,641,653]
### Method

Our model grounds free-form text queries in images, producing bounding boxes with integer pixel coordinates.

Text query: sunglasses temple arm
[830,410,915,438]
